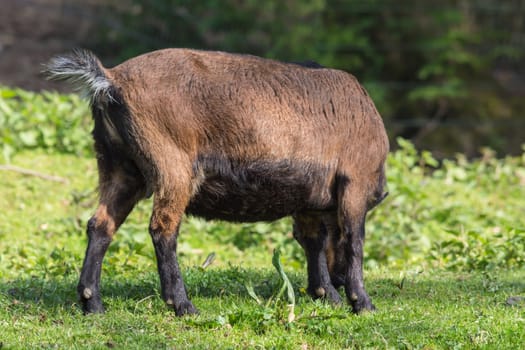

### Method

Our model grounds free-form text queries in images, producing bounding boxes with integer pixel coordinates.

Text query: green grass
[2,266,524,348]
[0,151,524,349]
[1,88,525,348]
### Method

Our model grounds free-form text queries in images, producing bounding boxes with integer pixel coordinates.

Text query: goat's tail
[44,49,116,107]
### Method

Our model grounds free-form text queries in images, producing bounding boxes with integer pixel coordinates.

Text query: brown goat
[45,48,389,315]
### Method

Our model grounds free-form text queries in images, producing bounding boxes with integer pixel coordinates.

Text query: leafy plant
[366,137,525,270]
[430,228,525,271]
[0,87,92,162]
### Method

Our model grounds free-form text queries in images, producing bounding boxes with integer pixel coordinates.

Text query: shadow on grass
[0,266,307,312]
[2,267,524,313]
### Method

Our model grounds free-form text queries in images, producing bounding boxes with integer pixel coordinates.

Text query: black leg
[339,184,375,313]
[343,216,375,313]
[149,226,197,316]
[149,197,197,316]
[78,218,112,313]
[293,215,343,304]
[322,214,347,289]
[78,169,144,314]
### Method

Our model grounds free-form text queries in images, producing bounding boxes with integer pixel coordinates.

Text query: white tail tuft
[44,49,115,106]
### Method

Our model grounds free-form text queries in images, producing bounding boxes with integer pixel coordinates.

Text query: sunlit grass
[1,150,524,349]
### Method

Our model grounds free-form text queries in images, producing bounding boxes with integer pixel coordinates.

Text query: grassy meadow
[0,87,524,349]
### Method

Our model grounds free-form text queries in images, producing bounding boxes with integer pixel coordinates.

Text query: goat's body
[188,157,336,222]
[105,49,387,219]
[46,48,389,315]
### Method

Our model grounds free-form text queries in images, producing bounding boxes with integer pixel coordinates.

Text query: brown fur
[45,48,389,315]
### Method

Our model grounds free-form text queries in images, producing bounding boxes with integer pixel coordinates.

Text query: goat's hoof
[81,297,105,314]
[349,295,376,314]
[309,285,343,305]
[174,301,198,316]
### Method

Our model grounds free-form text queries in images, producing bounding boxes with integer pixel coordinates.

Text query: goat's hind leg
[149,177,197,316]
[293,214,343,304]
[78,168,144,314]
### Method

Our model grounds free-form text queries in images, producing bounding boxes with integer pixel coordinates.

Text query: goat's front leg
[339,181,375,313]
[293,215,343,304]
[322,213,347,289]
[149,192,197,316]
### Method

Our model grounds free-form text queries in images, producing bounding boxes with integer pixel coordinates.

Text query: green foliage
[0,87,92,162]
[431,228,525,271]
[367,137,525,269]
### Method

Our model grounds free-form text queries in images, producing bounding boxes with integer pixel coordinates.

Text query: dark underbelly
[185,156,337,222]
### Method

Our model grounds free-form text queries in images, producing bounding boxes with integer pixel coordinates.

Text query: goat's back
[109,49,388,163]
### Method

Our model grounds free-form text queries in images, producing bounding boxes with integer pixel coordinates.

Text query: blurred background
[1,0,524,157]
